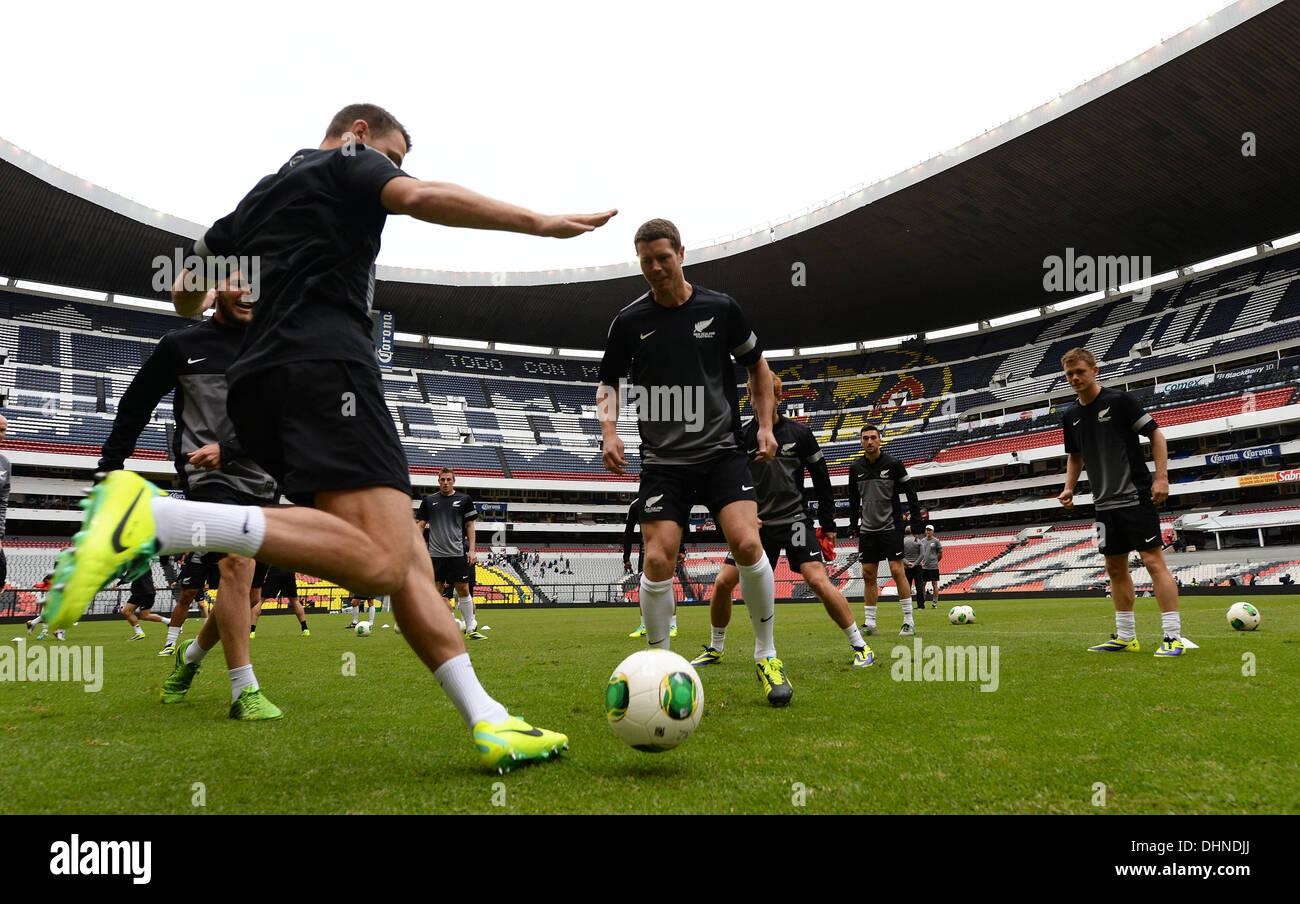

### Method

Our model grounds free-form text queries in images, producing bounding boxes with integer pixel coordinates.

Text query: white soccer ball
[355,622,371,637]
[948,605,973,625]
[605,650,703,752]
[1226,602,1260,631]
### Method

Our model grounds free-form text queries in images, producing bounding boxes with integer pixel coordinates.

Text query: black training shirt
[599,286,762,465]
[1061,386,1158,511]
[193,144,410,387]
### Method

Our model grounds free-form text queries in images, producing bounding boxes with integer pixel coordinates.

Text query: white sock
[367,604,377,626]
[710,625,727,653]
[133,624,144,636]
[434,653,508,727]
[639,575,675,648]
[844,623,865,649]
[28,616,41,628]
[151,497,265,557]
[900,597,913,625]
[670,614,678,629]
[166,626,181,646]
[349,604,358,624]
[229,664,258,703]
[55,630,65,641]
[1160,610,1182,640]
[864,605,877,631]
[737,557,776,661]
[457,594,475,631]
[185,638,210,664]
[1115,611,1137,641]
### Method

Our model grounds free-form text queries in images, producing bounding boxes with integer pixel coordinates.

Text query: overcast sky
[4,0,1231,275]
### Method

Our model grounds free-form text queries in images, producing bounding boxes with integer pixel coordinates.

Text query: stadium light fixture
[987,309,1038,328]
[800,342,858,355]
[862,335,915,349]
[1270,231,1300,250]
[13,280,106,302]
[496,342,554,355]
[430,336,491,350]
[1118,271,1178,295]
[765,348,797,359]
[113,294,175,312]
[926,323,979,340]
[393,331,425,344]
[558,348,603,359]
[1050,292,1104,312]
[1188,247,1257,274]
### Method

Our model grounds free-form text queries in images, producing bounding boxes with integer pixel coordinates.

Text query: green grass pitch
[2,595,1296,814]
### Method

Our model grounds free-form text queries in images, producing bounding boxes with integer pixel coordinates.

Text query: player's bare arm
[746,358,777,461]
[1059,453,1083,507]
[597,381,626,474]
[380,177,615,237]
[1150,428,1170,503]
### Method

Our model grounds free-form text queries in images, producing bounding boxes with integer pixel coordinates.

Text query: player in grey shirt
[919,525,943,607]
[902,532,923,607]
[1057,347,1183,657]
[417,467,482,638]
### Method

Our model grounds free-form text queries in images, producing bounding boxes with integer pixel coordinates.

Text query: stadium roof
[3,0,1300,350]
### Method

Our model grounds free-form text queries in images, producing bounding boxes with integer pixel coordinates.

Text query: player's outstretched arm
[381,177,616,237]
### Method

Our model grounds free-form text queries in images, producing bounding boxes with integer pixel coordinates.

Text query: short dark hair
[439,467,455,477]
[325,103,412,152]
[861,424,881,438]
[634,218,682,252]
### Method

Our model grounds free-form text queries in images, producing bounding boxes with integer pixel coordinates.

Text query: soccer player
[120,571,167,640]
[691,373,872,669]
[919,525,944,608]
[344,590,378,630]
[26,570,66,641]
[47,104,612,770]
[417,468,485,640]
[254,565,309,637]
[847,424,923,636]
[599,218,791,706]
[902,530,923,607]
[159,551,221,655]
[1056,347,1184,657]
[96,280,279,707]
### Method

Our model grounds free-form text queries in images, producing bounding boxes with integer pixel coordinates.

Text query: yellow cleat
[473,715,568,774]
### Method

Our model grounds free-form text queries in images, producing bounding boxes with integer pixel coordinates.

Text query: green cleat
[45,471,163,632]
[628,625,646,638]
[301,629,311,637]
[473,715,569,774]
[1088,635,1139,653]
[690,646,723,667]
[127,632,146,641]
[756,656,793,707]
[161,639,201,704]
[1154,637,1185,657]
[852,645,875,668]
[229,687,283,721]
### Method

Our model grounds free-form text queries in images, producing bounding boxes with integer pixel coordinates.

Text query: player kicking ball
[599,218,791,706]
[44,103,615,771]
[1057,347,1185,657]
[26,571,66,641]
[691,373,872,669]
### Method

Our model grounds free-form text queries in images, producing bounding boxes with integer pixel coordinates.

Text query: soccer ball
[355,622,371,637]
[1226,602,1260,631]
[948,605,974,625]
[605,650,703,752]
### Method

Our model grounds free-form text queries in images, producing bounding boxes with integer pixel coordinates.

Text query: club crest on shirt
[693,317,716,339]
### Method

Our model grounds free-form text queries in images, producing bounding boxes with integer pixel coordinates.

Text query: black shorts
[922,568,941,582]
[638,451,758,527]
[252,560,270,590]
[1095,502,1163,556]
[859,529,906,563]
[179,552,223,590]
[724,518,822,571]
[126,573,156,609]
[227,359,413,507]
[431,555,473,585]
[261,568,299,600]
